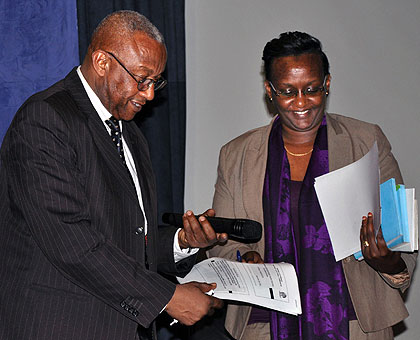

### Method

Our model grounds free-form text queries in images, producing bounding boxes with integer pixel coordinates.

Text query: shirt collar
[76,66,122,131]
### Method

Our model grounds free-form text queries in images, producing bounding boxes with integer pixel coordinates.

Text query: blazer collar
[241,117,275,224]
[326,113,355,172]
[123,122,157,228]
[241,113,355,221]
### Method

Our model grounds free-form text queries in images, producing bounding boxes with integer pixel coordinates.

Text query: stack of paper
[314,143,418,262]
[354,179,418,259]
[177,258,302,315]
[385,183,418,252]
[380,178,404,248]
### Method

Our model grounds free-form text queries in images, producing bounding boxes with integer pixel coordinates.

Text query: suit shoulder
[327,112,386,143]
[221,123,272,155]
[327,112,392,156]
[327,113,378,132]
[4,81,87,153]
[14,78,84,129]
[19,78,67,109]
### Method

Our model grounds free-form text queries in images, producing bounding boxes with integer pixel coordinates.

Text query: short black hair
[262,31,330,80]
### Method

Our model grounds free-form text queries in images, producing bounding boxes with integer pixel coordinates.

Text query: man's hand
[165,282,223,325]
[178,209,228,249]
[360,212,406,274]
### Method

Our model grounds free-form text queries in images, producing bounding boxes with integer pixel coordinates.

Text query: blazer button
[135,226,144,235]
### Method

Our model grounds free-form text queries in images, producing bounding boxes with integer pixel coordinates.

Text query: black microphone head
[233,219,262,241]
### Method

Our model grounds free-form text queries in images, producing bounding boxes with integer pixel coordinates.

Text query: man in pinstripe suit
[0,10,225,340]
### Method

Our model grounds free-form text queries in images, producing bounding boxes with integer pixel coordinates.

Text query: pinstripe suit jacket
[0,68,192,340]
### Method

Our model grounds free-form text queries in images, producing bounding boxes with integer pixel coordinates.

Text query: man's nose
[140,85,155,101]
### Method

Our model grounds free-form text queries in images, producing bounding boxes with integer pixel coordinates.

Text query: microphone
[162,213,262,242]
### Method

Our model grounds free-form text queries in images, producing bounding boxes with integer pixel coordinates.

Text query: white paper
[393,189,418,252]
[314,142,380,261]
[177,258,301,315]
[415,199,419,251]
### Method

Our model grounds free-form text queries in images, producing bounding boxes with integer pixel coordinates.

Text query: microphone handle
[162,213,236,234]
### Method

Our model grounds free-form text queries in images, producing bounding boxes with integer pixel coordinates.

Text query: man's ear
[91,50,109,77]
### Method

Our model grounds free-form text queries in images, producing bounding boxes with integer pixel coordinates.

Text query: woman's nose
[294,90,307,108]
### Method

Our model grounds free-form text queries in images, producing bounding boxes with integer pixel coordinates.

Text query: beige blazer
[208,113,417,339]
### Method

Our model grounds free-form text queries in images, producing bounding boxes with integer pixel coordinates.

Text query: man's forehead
[116,33,166,75]
[131,32,165,51]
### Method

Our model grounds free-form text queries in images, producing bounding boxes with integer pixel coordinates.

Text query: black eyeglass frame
[104,50,167,92]
[269,75,328,99]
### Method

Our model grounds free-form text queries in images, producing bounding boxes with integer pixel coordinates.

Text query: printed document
[178,257,301,315]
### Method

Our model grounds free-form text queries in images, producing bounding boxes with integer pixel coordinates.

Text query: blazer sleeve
[207,143,259,261]
[3,99,176,328]
[157,225,197,277]
[374,124,417,291]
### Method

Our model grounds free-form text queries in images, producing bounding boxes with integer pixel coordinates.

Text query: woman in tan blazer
[207,31,416,340]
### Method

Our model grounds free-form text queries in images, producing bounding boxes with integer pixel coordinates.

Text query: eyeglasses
[269,76,327,99]
[105,51,167,91]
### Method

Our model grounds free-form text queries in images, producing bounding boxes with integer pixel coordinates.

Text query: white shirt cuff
[173,228,199,262]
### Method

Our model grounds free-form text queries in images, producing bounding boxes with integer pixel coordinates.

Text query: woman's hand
[360,212,406,274]
[241,251,264,264]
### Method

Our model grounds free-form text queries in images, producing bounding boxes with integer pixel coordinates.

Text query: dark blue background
[0,0,79,143]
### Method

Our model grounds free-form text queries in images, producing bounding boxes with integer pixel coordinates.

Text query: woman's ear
[325,74,331,95]
[264,80,273,102]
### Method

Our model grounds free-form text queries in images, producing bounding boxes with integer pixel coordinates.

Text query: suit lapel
[326,114,355,172]
[63,68,138,200]
[241,114,356,221]
[123,122,157,228]
[242,122,273,224]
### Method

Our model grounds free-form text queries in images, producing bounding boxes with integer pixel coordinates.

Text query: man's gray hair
[91,10,164,49]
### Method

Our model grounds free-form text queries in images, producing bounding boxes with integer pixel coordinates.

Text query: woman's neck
[281,124,319,146]
[282,124,320,181]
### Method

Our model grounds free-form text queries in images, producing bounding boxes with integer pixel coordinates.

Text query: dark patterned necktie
[105,116,127,166]
[105,116,138,192]
[106,118,147,254]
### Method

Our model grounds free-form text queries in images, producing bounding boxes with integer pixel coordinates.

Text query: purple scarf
[263,116,354,339]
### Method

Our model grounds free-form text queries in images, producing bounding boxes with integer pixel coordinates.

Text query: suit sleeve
[157,225,197,277]
[3,100,176,328]
[375,124,417,291]
[207,144,257,261]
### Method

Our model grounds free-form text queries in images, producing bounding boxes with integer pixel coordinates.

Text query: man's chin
[118,107,143,121]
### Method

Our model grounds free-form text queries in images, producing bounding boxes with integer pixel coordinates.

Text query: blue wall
[0,0,79,143]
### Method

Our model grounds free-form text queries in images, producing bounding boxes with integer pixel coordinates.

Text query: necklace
[284,145,313,157]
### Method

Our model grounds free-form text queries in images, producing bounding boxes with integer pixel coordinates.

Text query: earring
[269,97,273,102]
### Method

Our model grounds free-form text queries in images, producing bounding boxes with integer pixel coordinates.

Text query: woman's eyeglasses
[269,76,327,99]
